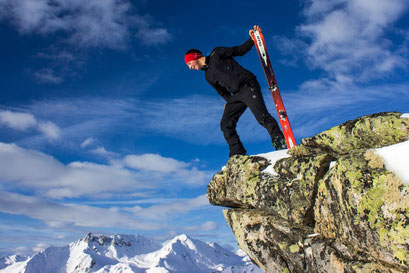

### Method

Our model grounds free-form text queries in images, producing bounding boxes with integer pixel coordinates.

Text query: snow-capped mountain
[0,233,263,273]
[0,255,29,270]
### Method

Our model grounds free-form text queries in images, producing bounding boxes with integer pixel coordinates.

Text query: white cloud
[184,221,219,232]
[0,1,172,85]
[134,15,173,46]
[0,110,36,130]
[81,137,96,148]
[37,121,61,140]
[124,195,210,220]
[14,246,30,255]
[36,51,76,63]
[0,110,61,141]
[302,0,347,17]
[32,50,84,85]
[121,153,209,186]
[0,142,147,199]
[33,68,64,84]
[91,146,119,158]
[32,243,49,253]
[280,0,409,82]
[44,160,153,199]
[0,0,130,49]
[0,142,209,199]
[0,142,65,183]
[0,190,161,230]
[0,0,173,49]
[79,197,203,206]
[124,153,189,173]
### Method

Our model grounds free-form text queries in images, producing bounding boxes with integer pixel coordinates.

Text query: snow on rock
[234,249,248,259]
[256,150,291,176]
[221,264,264,273]
[0,255,29,270]
[0,233,262,273]
[234,249,252,263]
[223,250,264,273]
[141,234,243,273]
[401,113,409,119]
[96,263,137,273]
[375,140,409,185]
[0,255,29,273]
[25,246,70,273]
[0,262,28,273]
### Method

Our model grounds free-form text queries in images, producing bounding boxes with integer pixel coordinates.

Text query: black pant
[220,80,283,157]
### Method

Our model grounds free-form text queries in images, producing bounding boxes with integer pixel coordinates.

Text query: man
[185,25,287,157]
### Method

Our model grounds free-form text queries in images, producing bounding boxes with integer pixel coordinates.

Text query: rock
[207,154,334,226]
[224,209,399,273]
[289,112,409,158]
[208,112,409,273]
[315,150,409,268]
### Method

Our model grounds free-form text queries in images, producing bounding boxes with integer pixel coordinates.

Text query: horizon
[1,0,409,256]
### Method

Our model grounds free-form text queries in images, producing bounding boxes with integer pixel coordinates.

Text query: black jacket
[204,38,256,101]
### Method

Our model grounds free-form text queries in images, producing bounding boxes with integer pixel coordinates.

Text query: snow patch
[256,150,291,176]
[401,113,409,119]
[329,161,336,169]
[375,140,409,185]
[234,249,247,257]
[0,255,29,270]
[221,264,264,273]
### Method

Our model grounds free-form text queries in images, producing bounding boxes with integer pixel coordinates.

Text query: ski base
[251,27,297,149]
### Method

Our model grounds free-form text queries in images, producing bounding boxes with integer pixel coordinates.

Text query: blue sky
[0,0,408,256]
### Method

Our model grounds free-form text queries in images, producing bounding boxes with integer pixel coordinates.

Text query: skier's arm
[215,38,254,58]
[207,80,231,102]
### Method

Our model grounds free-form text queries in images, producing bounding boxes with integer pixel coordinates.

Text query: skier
[184,25,287,157]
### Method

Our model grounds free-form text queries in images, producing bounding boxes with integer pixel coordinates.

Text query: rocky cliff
[207,112,409,273]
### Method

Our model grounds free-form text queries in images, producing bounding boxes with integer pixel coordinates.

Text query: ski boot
[272,136,287,151]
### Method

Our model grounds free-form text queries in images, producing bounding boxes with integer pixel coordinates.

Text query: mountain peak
[169,233,194,245]
[174,233,189,241]
[80,232,153,248]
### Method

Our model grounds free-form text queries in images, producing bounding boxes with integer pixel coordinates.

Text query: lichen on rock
[289,112,409,158]
[208,112,409,273]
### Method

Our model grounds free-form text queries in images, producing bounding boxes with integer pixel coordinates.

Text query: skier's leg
[220,99,247,157]
[239,81,286,150]
[241,81,284,140]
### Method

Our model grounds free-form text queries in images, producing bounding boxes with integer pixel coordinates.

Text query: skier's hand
[249,25,262,39]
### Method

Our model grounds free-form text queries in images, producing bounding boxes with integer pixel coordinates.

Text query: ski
[251,27,297,149]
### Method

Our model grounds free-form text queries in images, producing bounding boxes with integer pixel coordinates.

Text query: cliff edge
[207,112,409,273]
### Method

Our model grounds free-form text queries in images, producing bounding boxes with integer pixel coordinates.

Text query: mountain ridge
[0,233,263,273]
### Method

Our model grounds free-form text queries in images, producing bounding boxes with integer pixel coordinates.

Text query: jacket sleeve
[207,80,231,102]
[214,38,254,58]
